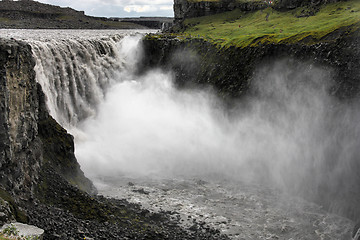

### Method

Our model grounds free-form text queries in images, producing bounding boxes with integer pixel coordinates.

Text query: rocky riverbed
[26,169,230,240]
[96,176,354,240]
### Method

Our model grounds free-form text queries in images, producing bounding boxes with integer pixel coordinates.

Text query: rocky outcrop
[0,1,146,29]
[0,39,42,198]
[0,38,95,223]
[142,26,360,99]
[274,0,341,10]
[0,195,15,225]
[174,0,342,24]
[1,222,45,239]
[174,0,267,23]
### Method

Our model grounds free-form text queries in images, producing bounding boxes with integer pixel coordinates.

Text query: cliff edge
[174,0,343,25]
[0,0,146,29]
[0,38,95,226]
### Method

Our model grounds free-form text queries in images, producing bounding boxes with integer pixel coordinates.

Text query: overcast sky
[36,0,174,18]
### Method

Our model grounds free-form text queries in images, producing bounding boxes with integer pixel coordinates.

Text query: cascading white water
[22,30,359,200]
[30,33,145,129]
[2,29,356,239]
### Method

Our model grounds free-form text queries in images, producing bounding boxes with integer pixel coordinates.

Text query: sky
[36,0,174,18]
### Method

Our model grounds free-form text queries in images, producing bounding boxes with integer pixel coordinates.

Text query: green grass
[0,17,10,23]
[187,0,261,2]
[56,14,75,21]
[182,0,360,48]
[0,235,11,240]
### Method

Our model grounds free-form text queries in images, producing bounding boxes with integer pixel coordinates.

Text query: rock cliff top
[0,0,146,29]
[174,0,343,23]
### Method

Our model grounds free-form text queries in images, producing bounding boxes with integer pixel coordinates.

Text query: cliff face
[174,0,267,23]
[0,39,95,224]
[0,1,145,29]
[174,0,342,23]
[0,39,41,198]
[143,27,360,99]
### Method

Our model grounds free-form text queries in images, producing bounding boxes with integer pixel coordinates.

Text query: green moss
[0,189,28,224]
[187,0,261,2]
[0,235,12,240]
[0,17,10,23]
[0,189,13,205]
[182,0,360,48]
[56,15,74,21]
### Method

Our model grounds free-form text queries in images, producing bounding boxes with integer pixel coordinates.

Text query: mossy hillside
[182,0,360,48]
[0,189,27,223]
[0,235,12,240]
[187,0,262,2]
[38,115,95,194]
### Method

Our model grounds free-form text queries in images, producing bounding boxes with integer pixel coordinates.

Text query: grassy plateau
[182,0,360,48]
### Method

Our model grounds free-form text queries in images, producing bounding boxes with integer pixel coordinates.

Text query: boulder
[1,222,44,239]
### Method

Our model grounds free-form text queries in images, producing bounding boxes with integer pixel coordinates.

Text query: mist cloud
[32,33,359,219]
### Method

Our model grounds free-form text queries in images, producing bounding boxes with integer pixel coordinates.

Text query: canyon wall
[174,0,343,23]
[0,39,94,225]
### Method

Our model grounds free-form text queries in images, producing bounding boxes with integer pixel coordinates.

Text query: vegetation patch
[1,224,40,240]
[182,0,360,47]
[187,0,262,2]
[0,17,9,23]
[0,189,27,224]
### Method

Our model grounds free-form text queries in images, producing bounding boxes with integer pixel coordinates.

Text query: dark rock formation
[173,0,343,24]
[274,0,341,10]
[142,25,360,99]
[174,0,268,23]
[0,38,95,223]
[115,17,174,30]
[0,0,146,29]
[29,166,230,240]
[0,39,43,199]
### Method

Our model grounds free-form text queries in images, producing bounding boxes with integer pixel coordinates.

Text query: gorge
[0,0,359,239]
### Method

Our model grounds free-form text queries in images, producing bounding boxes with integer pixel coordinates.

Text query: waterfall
[20,29,359,222]
[30,32,144,129]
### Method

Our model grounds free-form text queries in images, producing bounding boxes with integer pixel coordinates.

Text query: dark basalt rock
[173,0,343,25]
[174,0,268,24]
[0,38,95,198]
[29,166,230,240]
[0,39,42,199]
[274,0,341,10]
[0,1,146,29]
[142,26,360,99]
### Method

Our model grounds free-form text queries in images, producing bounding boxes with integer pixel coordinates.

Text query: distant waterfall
[30,33,143,128]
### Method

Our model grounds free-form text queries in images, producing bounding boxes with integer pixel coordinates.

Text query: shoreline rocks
[1,222,45,240]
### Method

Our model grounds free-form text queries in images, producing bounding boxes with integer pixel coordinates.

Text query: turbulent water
[1,29,356,239]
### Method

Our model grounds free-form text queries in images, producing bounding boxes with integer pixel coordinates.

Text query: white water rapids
[0,29,356,239]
